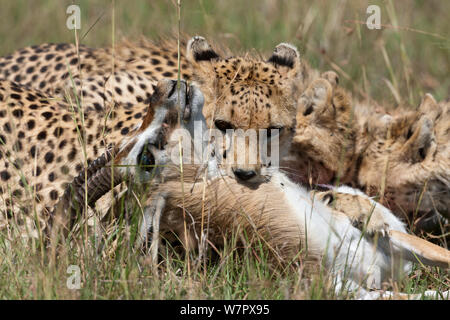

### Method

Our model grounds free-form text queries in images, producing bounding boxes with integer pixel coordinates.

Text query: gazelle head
[49,79,208,236]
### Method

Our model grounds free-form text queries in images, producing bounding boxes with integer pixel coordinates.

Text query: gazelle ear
[267,43,300,71]
[186,36,220,63]
[320,71,339,90]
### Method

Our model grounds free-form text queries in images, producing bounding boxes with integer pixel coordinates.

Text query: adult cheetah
[0,36,321,183]
[0,79,151,238]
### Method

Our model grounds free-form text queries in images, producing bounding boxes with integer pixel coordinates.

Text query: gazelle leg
[149,195,166,265]
[135,194,166,253]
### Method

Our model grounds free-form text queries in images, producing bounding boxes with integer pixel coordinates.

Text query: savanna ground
[0,0,449,299]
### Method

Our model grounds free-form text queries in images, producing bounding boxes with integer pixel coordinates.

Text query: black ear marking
[187,36,220,62]
[267,43,299,69]
[194,49,220,62]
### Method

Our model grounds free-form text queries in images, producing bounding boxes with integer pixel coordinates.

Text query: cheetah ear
[402,116,434,162]
[297,79,333,118]
[320,71,339,90]
[418,93,437,113]
[309,78,333,109]
[267,43,300,71]
[418,93,441,121]
[186,36,220,63]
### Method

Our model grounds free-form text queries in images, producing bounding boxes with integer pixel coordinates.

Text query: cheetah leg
[312,187,405,236]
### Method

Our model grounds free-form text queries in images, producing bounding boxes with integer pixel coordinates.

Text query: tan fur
[0,80,150,237]
[144,163,320,268]
[314,190,390,235]
[290,72,450,226]
[186,37,319,179]
[360,98,450,222]
[0,37,321,184]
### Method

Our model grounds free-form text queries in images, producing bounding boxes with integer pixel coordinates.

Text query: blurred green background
[0,0,449,106]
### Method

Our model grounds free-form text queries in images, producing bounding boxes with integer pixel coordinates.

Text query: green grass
[1,208,448,300]
[0,0,448,105]
[0,0,449,299]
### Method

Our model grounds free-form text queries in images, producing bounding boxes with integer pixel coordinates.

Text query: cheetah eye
[266,126,284,139]
[214,120,234,133]
[137,144,156,173]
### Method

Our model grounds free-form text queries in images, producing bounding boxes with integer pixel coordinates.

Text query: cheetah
[3,36,446,230]
[185,36,319,182]
[0,36,321,184]
[292,72,450,231]
[0,79,155,238]
[360,95,450,229]
[0,39,191,108]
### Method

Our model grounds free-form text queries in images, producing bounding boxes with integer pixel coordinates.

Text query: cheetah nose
[233,169,257,181]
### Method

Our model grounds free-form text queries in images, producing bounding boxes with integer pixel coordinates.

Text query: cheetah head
[186,36,312,184]
[359,94,450,226]
[291,72,356,184]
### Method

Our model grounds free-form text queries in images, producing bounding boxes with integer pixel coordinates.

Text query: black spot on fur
[49,190,59,200]
[121,127,129,135]
[41,111,53,120]
[53,127,63,137]
[37,131,47,140]
[30,146,36,157]
[44,151,55,163]
[12,109,23,118]
[0,171,11,181]
[48,172,56,182]
[3,123,11,133]
[67,148,77,161]
[32,166,42,176]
